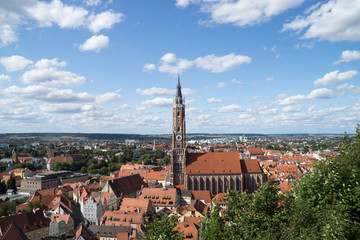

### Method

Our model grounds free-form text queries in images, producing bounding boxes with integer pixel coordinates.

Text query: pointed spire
[175,72,183,105]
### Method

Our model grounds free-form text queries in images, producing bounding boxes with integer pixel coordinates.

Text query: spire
[175,73,183,105]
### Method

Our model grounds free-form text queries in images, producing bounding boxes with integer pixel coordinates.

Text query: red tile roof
[186,152,242,175]
[139,187,177,207]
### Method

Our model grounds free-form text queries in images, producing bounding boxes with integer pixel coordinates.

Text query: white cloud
[25,0,89,28]
[231,79,243,84]
[39,103,83,113]
[141,97,173,107]
[266,77,273,81]
[156,52,251,74]
[251,95,259,100]
[282,104,303,112]
[21,58,86,87]
[79,35,109,52]
[1,85,94,103]
[0,25,17,46]
[158,53,194,74]
[179,0,304,27]
[96,91,122,104]
[142,63,156,72]
[218,82,226,88]
[217,104,244,112]
[0,55,33,71]
[0,74,11,82]
[83,0,102,6]
[0,0,124,46]
[277,88,334,105]
[137,87,173,96]
[194,54,251,73]
[313,70,358,87]
[88,10,124,33]
[207,98,223,103]
[136,87,198,96]
[333,50,360,65]
[283,0,360,42]
[175,0,196,8]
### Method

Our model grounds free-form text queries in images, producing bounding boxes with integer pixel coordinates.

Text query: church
[170,77,266,194]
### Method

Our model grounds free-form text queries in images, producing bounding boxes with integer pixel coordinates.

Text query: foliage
[27,200,44,212]
[199,203,226,240]
[6,175,17,193]
[141,215,183,240]
[199,125,360,240]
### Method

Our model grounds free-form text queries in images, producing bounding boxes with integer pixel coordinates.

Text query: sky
[0,0,360,134]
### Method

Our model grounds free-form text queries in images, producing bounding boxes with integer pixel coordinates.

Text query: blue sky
[0,0,360,134]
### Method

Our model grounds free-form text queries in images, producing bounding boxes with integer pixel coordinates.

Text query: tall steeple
[171,74,186,186]
[175,74,183,105]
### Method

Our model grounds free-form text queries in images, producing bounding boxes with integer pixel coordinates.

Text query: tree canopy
[199,126,360,240]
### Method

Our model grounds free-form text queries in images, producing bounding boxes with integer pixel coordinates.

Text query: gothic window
[177,126,180,132]
[177,112,180,116]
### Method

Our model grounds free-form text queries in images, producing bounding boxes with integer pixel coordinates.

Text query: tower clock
[170,76,186,186]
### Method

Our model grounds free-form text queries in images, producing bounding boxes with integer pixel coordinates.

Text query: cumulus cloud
[194,54,251,73]
[218,82,226,88]
[0,74,11,82]
[88,10,124,33]
[207,98,223,103]
[1,85,94,103]
[155,52,251,74]
[83,0,102,7]
[79,35,109,52]
[0,25,18,46]
[266,77,274,81]
[176,0,304,27]
[0,0,124,45]
[137,87,173,96]
[0,55,33,71]
[217,104,244,113]
[142,63,156,72]
[277,88,334,106]
[282,104,303,112]
[333,50,360,65]
[136,87,197,96]
[158,53,194,74]
[141,97,173,107]
[231,79,243,84]
[283,0,360,42]
[21,58,86,87]
[313,70,358,87]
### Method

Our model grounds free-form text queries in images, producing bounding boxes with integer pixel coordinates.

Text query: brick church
[170,77,266,194]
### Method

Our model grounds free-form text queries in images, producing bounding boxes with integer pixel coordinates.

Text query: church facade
[170,78,267,194]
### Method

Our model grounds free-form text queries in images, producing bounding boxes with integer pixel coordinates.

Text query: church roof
[186,152,242,175]
[185,152,263,175]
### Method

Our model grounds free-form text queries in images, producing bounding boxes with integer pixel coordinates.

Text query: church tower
[171,76,186,186]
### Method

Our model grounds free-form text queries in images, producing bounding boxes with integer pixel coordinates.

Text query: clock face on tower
[176,135,182,142]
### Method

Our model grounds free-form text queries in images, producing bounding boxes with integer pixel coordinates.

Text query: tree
[0,181,7,194]
[6,175,17,193]
[27,200,44,212]
[141,215,183,240]
[199,203,227,240]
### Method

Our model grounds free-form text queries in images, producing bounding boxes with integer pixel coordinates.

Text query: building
[170,78,267,194]
[0,210,50,240]
[138,187,180,212]
[21,171,88,190]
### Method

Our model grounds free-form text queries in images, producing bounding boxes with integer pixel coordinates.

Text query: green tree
[6,175,17,193]
[27,200,44,212]
[0,181,7,194]
[141,215,183,240]
[199,203,227,240]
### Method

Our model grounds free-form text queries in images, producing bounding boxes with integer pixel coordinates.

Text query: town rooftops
[186,152,263,175]
[139,187,177,207]
[0,210,50,235]
[106,174,148,198]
